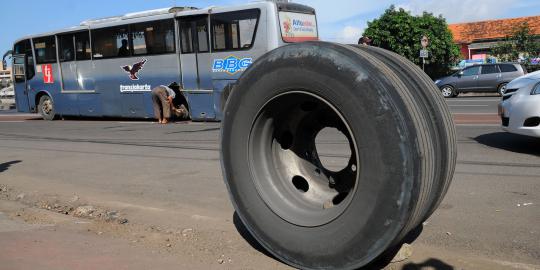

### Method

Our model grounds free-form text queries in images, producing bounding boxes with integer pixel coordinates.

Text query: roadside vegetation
[363,5,461,79]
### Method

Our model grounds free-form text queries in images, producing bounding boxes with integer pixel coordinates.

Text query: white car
[499,71,540,138]
[0,86,14,98]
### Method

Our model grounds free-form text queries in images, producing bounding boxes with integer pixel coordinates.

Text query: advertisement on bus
[279,12,318,43]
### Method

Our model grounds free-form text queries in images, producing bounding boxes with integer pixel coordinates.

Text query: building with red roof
[448,15,540,60]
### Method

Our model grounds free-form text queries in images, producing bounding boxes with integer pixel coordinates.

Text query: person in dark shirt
[118,39,130,57]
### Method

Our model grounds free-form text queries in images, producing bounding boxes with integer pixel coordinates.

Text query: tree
[363,6,461,79]
[492,22,540,71]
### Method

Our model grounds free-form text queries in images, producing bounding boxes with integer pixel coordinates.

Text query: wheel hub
[248,91,359,227]
[42,99,53,114]
[442,87,452,97]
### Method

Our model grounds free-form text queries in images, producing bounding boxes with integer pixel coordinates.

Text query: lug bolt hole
[292,176,309,193]
[280,131,293,150]
[332,192,349,205]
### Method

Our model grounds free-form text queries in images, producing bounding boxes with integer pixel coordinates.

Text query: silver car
[499,70,540,138]
[435,63,526,98]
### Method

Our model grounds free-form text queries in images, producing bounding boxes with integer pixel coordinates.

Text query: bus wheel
[220,42,456,269]
[38,95,57,121]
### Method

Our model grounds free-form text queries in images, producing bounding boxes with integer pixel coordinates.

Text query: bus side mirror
[2,60,6,70]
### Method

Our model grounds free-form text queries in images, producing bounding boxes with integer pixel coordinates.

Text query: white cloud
[398,0,519,23]
[335,25,364,44]
[293,0,394,23]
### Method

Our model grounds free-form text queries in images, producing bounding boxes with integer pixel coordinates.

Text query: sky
[1,0,540,61]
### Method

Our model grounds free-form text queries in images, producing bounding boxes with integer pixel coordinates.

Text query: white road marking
[449,105,490,107]
[456,124,500,127]
[452,113,498,115]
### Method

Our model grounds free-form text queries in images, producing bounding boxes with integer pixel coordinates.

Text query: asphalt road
[446,95,501,114]
[0,96,538,269]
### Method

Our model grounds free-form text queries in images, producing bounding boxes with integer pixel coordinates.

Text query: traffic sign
[420,49,429,58]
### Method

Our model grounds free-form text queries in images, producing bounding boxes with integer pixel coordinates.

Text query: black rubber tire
[351,45,456,228]
[38,95,57,121]
[220,42,456,269]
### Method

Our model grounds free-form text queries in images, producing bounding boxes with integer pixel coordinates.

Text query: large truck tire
[220,42,456,269]
[351,44,457,238]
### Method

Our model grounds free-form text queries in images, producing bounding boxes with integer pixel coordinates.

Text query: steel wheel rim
[42,99,53,115]
[499,84,507,95]
[248,91,359,227]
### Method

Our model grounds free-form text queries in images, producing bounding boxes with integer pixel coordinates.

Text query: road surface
[0,96,538,269]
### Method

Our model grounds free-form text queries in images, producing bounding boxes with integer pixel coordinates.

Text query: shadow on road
[0,160,21,173]
[0,160,22,173]
[234,212,447,270]
[361,225,424,269]
[232,212,277,260]
[402,258,454,270]
[474,132,540,156]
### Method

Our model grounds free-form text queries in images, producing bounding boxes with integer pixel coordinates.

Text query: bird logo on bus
[121,59,147,80]
[212,55,253,75]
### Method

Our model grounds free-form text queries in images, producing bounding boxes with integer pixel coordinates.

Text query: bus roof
[13,1,277,44]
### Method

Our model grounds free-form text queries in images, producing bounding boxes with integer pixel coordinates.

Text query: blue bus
[4,2,318,120]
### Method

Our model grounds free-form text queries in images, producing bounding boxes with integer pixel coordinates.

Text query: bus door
[58,31,100,116]
[12,54,31,112]
[179,16,215,120]
[12,39,35,113]
[58,34,78,91]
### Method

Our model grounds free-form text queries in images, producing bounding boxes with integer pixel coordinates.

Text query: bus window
[13,57,26,83]
[75,31,91,60]
[92,26,130,59]
[13,39,35,80]
[211,9,260,51]
[180,22,194,54]
[180,17,209,53]
[196,20,209,53]
[131,19,175,56]
[58,34,75,62]
[33,36,57,64]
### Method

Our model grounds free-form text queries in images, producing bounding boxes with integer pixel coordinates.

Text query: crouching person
[151,82,189,124]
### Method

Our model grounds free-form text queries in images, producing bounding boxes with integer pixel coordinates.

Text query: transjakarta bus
[7,2,318,121]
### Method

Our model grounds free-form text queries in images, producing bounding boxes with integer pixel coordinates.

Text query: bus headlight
[532,83,540,95]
